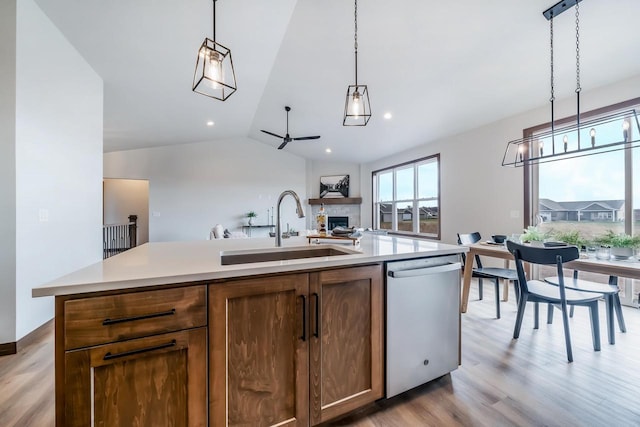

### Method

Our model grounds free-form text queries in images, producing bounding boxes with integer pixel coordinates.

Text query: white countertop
[33,234,467,297]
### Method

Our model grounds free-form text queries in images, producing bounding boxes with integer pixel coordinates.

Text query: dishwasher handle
[388,262,461,278]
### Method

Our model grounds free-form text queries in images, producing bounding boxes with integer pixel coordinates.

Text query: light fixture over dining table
[502,0,640,167]
[192,0,237,101]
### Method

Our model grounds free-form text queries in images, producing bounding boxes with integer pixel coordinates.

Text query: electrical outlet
[152,211,161,217]
[510,210,520,219]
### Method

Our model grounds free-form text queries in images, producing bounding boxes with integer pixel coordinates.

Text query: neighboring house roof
[539,199,624,212]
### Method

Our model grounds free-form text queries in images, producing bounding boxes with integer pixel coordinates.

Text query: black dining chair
[506,241,603,362]
[541,241,626,344]
[457,232,519,319]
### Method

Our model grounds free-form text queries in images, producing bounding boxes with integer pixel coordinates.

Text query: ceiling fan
[261,106,320,150]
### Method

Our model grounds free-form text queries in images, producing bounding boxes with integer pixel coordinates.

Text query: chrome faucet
[275,190,305,247]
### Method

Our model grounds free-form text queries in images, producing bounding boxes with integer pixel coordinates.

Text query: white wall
[0,0,17,344]
[361,74,640,246]
[14,0,103,340]
[103,179,150,245]
[104,137,308,241]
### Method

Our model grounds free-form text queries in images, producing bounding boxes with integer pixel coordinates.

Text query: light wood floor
[1,281,639,426]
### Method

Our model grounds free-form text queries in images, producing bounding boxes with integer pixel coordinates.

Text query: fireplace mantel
[308,197,362,205]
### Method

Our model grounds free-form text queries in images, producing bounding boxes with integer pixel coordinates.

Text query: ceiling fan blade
[292,136,321,141]
[277,140,289,150]
[261,130,284,139]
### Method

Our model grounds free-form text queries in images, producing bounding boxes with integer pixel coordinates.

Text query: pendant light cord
[212,0,216,42]
[354,0,358,85]
[549,15,555,138]
[575,1,581,142]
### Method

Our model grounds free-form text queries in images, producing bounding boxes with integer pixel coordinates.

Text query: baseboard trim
[0,318,54,357]
[0,342,17,356]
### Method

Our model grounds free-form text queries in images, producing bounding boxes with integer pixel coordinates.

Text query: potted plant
[551,229,586,248]
[246,211,257,226]
[594,230,640,260]
[521,226,547,247]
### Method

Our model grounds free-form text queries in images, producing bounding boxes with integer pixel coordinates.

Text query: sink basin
[221,246,359,265]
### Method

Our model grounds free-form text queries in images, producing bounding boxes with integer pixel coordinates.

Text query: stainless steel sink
[221,246,359,265]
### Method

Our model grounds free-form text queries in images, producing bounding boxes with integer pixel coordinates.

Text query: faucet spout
[275,190,305,247]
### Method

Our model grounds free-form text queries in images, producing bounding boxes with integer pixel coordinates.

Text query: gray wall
[11,0,103,340]
[0,0,17,344]
[360,74,640,246]
[104,137,308,241]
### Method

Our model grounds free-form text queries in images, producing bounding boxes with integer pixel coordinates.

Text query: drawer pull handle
[312,292,320,338]
[102,308,176,326]
[300,295,307,342]
[103,339,177,361]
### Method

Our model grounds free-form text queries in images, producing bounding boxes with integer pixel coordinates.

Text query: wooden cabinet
[56,286,208,427]
[210,273,310,426]
[309,265,383,425]
[209,264,383,426]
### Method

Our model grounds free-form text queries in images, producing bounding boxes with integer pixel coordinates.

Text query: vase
[248,217,254,226]
[610,247,633,260]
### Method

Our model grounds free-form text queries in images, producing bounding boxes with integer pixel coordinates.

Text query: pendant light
[502,0,640,167]
[192,0,237,101]
[343,0,371,126]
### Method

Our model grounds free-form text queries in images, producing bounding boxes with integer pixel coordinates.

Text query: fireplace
[328,216,349,230]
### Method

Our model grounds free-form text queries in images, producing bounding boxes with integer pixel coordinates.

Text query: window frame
[372,154,441,240]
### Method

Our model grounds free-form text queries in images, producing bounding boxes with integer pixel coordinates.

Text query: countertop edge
[33,239,468,297]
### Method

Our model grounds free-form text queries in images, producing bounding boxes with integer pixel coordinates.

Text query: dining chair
[541,241,626,344]
[506,241,603,362]
[457,232,519,319]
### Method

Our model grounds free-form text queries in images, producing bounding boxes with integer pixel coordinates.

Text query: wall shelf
[308,197,362,205]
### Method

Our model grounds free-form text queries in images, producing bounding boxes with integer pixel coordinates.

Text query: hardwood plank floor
[1,280,639,426]
[331,280,640,427]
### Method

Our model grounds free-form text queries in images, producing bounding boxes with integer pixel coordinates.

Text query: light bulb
[563,135,568,152]
[623,120,630,142]
[539,140,544,157]
[351,91,362,119]
[205,51,223,89]
[518,145,524,162]
[590,128,596,147]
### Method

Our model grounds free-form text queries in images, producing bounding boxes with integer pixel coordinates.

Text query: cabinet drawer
[64,286,207,350]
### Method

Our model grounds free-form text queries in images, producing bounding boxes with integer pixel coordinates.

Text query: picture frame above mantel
[308,197,362,205]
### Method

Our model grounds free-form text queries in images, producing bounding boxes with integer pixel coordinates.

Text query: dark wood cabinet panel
[309,265,384,425]
[63,327,207,427]
[210,274,310,427]
[64,286,207,350]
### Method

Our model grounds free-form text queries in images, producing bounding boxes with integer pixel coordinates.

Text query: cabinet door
[64,327,207,427]
[210,274,309,427]
[309,265,384,425]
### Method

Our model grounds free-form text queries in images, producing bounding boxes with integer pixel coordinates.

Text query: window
[526,98,640,307]
[373,154,440,239]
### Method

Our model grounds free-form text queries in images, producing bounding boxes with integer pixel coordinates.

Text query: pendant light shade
[343,0,371,126]
[192,0,237,101]
[344,84,371,126]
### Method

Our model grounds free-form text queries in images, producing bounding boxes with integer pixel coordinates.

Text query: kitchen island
[34,234,466,426]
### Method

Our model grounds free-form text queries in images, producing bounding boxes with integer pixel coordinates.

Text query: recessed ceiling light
[325,148,332,153]
[383,112,392,120]
[206,121,215,126]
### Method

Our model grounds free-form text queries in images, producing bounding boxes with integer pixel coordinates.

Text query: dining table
[461,242,638,343]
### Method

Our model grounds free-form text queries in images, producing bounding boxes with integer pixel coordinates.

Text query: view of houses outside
[536,138,639,306]
[374,156,440,237]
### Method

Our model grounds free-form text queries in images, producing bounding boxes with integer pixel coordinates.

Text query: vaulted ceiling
[34,0,640,163]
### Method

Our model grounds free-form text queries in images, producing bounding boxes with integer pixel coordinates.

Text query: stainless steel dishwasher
[385,255,461,398]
